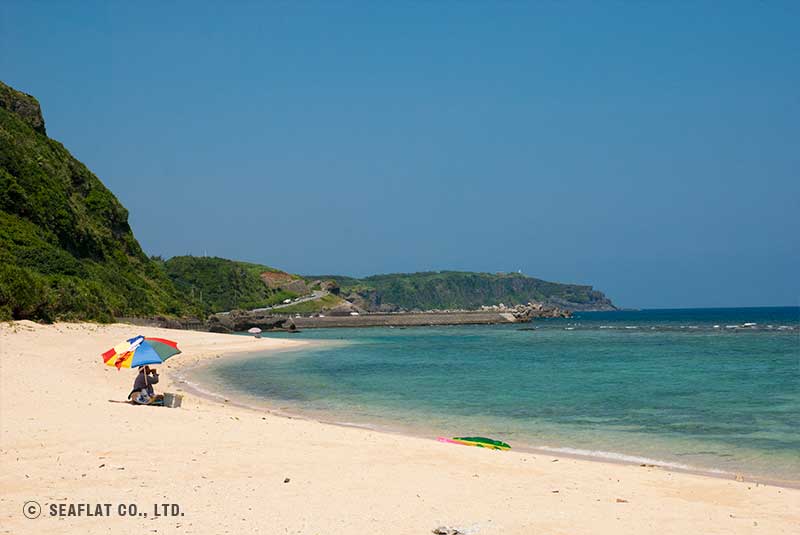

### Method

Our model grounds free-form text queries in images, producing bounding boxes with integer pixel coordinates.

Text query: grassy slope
[273,293,345,314]
[0,81,194,321]
[163,256,297,314]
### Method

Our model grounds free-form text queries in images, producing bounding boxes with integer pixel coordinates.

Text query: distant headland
[0,80,614,328]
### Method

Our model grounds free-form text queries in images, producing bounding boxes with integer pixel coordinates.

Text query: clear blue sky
[2,1,798,308]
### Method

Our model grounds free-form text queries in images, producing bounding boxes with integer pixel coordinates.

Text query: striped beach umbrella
[101,335,181,369]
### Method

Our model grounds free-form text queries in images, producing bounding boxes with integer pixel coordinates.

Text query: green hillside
[307,271,615,311]
[0,81,194,321]
[162,256,297,313]
[271,293,345,314]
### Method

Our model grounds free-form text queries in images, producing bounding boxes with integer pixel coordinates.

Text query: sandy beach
[1,321,797,535]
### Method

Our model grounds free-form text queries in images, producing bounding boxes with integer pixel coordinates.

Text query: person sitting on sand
[129,366,164,405]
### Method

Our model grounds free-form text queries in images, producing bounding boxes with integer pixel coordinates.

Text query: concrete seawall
[292,311,520,329]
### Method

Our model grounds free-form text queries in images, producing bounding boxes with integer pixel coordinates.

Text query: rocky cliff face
[0,82,46,134]
[344,288,400,313]
[546,293,616,311]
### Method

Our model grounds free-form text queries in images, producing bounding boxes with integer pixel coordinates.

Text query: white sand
[1,321,797,534]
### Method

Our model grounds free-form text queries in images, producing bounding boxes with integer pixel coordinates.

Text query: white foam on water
[535,446,730,475]
[332,420,381,431]
[177,376,230,402]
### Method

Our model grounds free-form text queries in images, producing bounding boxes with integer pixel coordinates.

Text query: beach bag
[163,393,183,408]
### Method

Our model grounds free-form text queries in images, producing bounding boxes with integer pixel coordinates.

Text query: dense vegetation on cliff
[307,271,615,311]
[0,81,193,321]
[162,256,296,314]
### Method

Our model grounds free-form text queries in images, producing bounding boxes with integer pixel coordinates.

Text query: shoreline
[178,348,800,490]
[2,321,798,534]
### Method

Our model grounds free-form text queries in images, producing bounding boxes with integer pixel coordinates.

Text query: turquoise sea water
[193,307,800,483]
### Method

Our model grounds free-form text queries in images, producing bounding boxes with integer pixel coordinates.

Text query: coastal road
[216,290,328,316]
[254,290,328,311]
